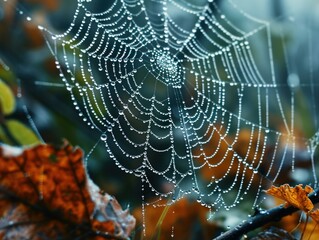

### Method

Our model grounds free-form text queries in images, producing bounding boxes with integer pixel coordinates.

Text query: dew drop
[100,134,107,141]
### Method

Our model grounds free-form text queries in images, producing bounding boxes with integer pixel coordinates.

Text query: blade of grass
[152,203,171,240]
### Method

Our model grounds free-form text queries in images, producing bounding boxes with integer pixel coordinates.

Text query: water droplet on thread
[100,134,107,141]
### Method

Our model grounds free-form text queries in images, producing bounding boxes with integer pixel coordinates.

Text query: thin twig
[215,187,319,240]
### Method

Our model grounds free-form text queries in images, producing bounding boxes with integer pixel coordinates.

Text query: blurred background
[0,0,319,239]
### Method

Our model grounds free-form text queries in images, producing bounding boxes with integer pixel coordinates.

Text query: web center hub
[145,49,184,88]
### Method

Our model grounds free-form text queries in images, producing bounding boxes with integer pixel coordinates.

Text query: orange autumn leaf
[266,184,314,213]
[0,143,135,239]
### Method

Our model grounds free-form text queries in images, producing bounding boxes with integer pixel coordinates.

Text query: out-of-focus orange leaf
[310,209,319,223]
[24,0,60,11]
[44,57,61,76]
[193,128,265,182]
[133,198,219,240]
[267,196,319,239]
[270,196,299,232]
[299,220,319,240]
[251,226,295,240]
[266,184,314,213]
[0,143,135,239]
[23,22,45,49]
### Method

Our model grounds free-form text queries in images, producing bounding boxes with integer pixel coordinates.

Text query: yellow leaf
[0,80,15,115]
[266,184,314,213]
[6,120,40,145]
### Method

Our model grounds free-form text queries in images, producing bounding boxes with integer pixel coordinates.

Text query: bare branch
[215,187,319,240]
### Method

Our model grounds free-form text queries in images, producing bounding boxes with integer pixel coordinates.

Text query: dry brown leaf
[266,184,314,213]
[0,143,135,239]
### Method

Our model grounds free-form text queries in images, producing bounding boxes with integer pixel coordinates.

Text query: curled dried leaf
[266,184,314,213]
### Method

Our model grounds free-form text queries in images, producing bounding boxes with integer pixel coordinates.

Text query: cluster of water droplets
[147,48,183,88]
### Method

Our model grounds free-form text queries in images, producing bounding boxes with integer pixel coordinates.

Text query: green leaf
[0,80,15,115]
[6,120,40,145]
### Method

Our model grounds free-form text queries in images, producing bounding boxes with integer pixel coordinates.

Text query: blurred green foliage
[0,68,40,146]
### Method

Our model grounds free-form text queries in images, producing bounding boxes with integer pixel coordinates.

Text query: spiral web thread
[37,0,319,216]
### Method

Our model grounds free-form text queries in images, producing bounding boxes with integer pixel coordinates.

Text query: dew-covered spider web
[33,0,319,217]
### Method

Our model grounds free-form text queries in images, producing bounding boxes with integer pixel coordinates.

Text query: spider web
[37,0,319,214]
